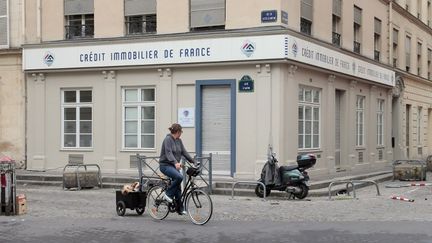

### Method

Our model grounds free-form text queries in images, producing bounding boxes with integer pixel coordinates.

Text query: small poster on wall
[178,108,195,127]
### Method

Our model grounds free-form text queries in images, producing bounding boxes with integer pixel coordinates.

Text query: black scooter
[255,154,316,199]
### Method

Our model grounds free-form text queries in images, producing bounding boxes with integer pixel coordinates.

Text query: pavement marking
[406,187,420,194]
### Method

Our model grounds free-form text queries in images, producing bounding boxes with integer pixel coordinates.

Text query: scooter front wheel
[292,183,309,199]
[255,183,271,198]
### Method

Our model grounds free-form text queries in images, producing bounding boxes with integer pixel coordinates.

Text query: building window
[428,48,431,79]
[190,0,225,31]
[353,6,362,54]
[428,0,431,26]
[62,90,93,148]
[356,96,365,147]
[377,99,384,146]
[417,42,422,75]
[332,0,342,46]
[406,35,411,72]
[65,14,94,39]
[417,107,422,144]
[125,15,156,34]
[0,0,9,47]
[301,0,313,35]
[298,86,320,150]
[374,18,381,61]
[122,88,156,149]
[418,0,422,18]
[393,29,399,67]
[124,0,157,34]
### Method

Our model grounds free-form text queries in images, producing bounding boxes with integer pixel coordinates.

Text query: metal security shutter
[354,6,362,25]
[0,0,8,47]
[64,0,94,15]
[301,0,313,21]
[191,0,225,28]
[332,0,341,17]
[125,0,156,16]
[202,86,231,175]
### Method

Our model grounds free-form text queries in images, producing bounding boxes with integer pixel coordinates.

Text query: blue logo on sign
[241,41,256,57]
[43,52,55,66]
[292,41,298,57]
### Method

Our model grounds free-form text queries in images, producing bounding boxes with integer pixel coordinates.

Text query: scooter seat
[279,165,299,172]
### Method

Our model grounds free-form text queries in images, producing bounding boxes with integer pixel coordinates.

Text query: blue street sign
[261,10,277,23]
[239,75,254,93]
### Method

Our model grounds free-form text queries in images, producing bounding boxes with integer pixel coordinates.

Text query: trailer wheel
[136,207,145,215]
[116,201,126,216]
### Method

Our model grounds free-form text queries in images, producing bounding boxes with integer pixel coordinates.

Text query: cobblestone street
[1,180,432,242]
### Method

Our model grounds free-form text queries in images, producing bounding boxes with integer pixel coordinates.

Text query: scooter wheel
[293,183,309,199]
[255,184,271,198]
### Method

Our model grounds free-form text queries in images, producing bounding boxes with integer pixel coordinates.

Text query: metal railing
[328,179,380,200]
[332,32,341,46]
[65,24,94,39]
[374,50,380,61]
[135,154,213,194]
[354,41,361,54]
[125,20,156,35]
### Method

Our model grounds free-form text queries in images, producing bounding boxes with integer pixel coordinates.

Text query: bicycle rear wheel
[147,185,169,220]
[185,189,213,225]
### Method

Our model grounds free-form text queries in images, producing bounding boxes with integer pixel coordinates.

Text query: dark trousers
[160,165,184,210]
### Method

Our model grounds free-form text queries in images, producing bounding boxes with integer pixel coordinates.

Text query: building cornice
[0,48,22,55]
[392,1,432,35]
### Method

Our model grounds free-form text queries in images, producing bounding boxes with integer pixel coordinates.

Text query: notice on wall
[178,108,195,128]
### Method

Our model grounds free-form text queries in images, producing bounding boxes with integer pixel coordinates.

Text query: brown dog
[121,182,140,195]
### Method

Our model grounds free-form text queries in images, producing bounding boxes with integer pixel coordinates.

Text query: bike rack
[231,181,267,201]
[328,179,381,200]
[62,164,102,190]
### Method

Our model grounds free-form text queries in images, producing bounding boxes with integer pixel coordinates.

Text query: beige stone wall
[94,0,124,38]
[0,52,25,162]
[157,0,189,34]
[226,0,282,29]
[41,0,64,41]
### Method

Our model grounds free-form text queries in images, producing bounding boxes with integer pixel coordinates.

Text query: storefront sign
[178,108,195,127]
[238,75,254,93]
[281,11,288,24]
[261,10,277,23]
[23,34,395,86]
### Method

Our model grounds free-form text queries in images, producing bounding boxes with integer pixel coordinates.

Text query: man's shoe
[163,194,173,203]
[178,210,187,215]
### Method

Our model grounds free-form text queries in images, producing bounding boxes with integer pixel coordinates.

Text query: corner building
[23,0,397,179]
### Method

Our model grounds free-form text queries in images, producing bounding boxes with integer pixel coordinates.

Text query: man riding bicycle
[159,123,195,215]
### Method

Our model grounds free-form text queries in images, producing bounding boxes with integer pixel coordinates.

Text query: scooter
[255,153,316,199]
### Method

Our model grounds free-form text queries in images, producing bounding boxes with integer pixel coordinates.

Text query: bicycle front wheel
[185,189,213,225]
[147,185,169,220]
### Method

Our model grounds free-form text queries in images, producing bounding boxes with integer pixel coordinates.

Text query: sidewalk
[15,166,394,197]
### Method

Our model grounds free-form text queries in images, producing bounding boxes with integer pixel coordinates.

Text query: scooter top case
[296,154,317,170]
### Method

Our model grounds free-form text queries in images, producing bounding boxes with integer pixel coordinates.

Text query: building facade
[0,0,25,163]
[23,0,401,179]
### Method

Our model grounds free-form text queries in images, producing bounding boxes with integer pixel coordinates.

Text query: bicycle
[147,162,213,225]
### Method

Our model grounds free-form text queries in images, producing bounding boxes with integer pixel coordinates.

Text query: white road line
[406,187,420,194]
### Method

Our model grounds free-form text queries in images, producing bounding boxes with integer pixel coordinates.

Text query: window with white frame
[417,106,422,144]
[377,99,384,146]
[62,90,93,148]
[356,95,365,147]
[298,86,320,149]
[122,88,155,149]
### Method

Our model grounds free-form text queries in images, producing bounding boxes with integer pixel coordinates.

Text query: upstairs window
[353,6,362,54]
[374,18,381,61]
[406,35,411,72]
[124,0,157,34]
[64,0,94,39]
[190,0,225,31]
[393,28,399,67]
[0,0,9,48]
[301,0,313,35]
[417,42,422,75]
[332,0,342,46]
[428,48,431,79]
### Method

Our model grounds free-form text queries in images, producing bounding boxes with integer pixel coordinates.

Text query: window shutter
[124,0,156,16]
[374,18,381,35]
[301,0,313,21]
[354,6,362,25]
[0,0,8,47]
[332,0,341,17]
[393,29,398,44]
[64,0,94,15]
[190,0,225,28]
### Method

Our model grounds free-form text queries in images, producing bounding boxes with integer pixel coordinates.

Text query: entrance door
[201,85,231,175]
